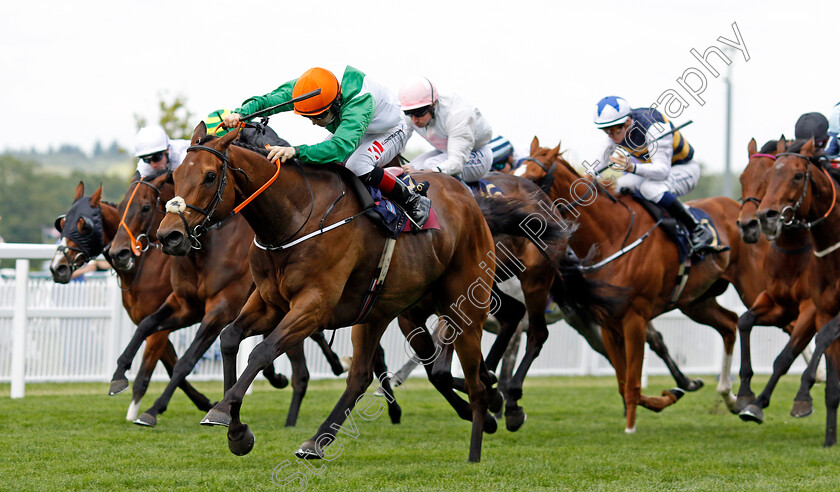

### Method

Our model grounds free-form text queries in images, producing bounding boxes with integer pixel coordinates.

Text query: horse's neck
[548,166,634,252]
[100,203,121,244]
[807,173,840,255]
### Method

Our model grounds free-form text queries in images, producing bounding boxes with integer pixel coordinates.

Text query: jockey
[794,112,830,151]
[398,76,494,183]
[224,66,431,228]
[591,96,714,253]
[490,135,516,173]
[824,103,840,158]
[133,125,190,179]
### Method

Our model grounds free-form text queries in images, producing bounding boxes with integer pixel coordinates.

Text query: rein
[119,179,164,256]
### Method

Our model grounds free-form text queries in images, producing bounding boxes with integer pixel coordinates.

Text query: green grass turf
[1,375,839,491]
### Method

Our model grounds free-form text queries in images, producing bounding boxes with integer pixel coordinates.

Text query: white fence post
[11,259,30,399]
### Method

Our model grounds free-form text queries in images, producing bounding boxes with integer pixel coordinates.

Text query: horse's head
[110,171,171,271]
[737,136,786,243]
[514,136,561,183]
[50,182,106,283]
[158,122,241,256]
[757,138,824,240]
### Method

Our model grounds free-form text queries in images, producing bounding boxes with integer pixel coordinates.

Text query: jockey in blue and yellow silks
[590,96,714,253]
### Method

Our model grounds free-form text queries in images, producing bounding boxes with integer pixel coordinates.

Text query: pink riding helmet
[399,76,438,111]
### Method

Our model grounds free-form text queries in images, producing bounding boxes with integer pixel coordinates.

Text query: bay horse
[757,138,840,447]
[518,137,768,433]
[157,122,507,462]
[108,170,373,428]
[49,182,214,419]
[735,137,818,423]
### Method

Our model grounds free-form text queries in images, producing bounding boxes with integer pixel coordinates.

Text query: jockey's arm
[633,125,675,181]
[433,109,477,176]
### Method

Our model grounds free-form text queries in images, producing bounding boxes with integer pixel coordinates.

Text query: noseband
[775,152,836,229]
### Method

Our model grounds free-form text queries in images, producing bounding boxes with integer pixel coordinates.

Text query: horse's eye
[204,172,217,184]
[793,172,804,180]
[142,204,151,212]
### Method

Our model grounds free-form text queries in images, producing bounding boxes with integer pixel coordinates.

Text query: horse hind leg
[792,314,840,418]
[645,322,704,392]
[311,330,349,376]
[823,344,840,447]
[284,342,309,427]
[371,344,401,424]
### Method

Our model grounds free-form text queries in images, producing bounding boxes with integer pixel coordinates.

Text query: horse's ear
[776,138,786,154]
[74,181,85,200]
[779,134,787,147]
[217,125,241,151]
[550,143,561,159]
[90,185,103,208]
[748,138,757,156]
[802,138,816,157]
[192,122,208,145]
[530,136,540,155]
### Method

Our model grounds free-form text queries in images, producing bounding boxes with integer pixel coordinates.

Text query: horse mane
[759,139,780,154]
[785,139,826,161]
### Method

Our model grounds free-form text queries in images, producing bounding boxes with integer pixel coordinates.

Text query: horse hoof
[267,374,289,390]
[201,408,231,427]
[109,379,129,396]
[339,356,352,372]
[295,440,325,460]
[738,405,764,424]
[625,426,636,434]
[133,413,157,427]
[488,389,504,414]
[734,394,757,413]
[228,425,255,456]
[505,406,526,432]
[388,404,402,425]
[666,388,686,401]
[791,400,813,418]
[483,413,498,434]
[685,378,704,392]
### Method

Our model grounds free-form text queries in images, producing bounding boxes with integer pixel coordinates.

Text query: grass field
[2,375,839,491]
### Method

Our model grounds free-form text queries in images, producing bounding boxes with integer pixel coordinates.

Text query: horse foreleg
[296,322,389,460]
[284,342,309,427]
[369,344,401,424]
[134,299,235,427]
[109,295,199,396]
[741,302,817,424]
[645,322,703,393]
[736,292,788,412]
[823,344,840,447]
[484,287,526,372]
[126,331,168,421]
[621,315,649,433]
[792,314,840,418]
[680,298,738,412]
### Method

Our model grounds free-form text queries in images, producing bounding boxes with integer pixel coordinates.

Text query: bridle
[739,153,776,211]
[119,179,165,255]
[774,152,836,229]
[520,156,556,194]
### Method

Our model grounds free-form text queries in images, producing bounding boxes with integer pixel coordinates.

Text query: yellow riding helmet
[292,67,341,116]
[206,109,232,136]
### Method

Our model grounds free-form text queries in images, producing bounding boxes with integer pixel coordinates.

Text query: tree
[134,92,194,140]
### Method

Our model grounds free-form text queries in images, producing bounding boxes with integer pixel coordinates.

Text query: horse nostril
[164,231,184,248]
[51,264,70,282]
[762,210,779,220]
[115,249,131,262]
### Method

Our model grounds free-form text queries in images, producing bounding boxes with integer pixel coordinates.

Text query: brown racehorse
[757,138,840,447]
[49,182,215,420]
[108,171,372,428]
[157,123,504,462]
[518,137,768,433]
[735,138,818,423]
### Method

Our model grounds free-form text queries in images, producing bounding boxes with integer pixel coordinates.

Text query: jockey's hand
[402,164,420,174]
[609,150,636,173]
[267,146,296,163]
[223,112,242,129]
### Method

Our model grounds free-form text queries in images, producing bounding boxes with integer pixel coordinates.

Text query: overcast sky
[2,0,838,175]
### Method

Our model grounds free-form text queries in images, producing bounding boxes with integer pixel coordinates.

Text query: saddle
[631,194,729,263]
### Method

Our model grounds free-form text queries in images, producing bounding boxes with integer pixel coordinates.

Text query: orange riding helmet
[293,67,342,116]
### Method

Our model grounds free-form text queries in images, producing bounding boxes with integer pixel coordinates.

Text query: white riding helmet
[594,96,632,128]
[134,125,170,157]
[398,76,438,111]
[829,102,840,136]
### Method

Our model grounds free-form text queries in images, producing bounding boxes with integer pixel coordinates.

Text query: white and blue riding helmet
[829,102,840,136]
[594,96,632,128]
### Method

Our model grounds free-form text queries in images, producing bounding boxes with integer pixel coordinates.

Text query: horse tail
[551,248,627,328]
[474,192,574,244]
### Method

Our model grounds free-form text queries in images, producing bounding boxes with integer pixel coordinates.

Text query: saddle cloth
[365,168,440,238]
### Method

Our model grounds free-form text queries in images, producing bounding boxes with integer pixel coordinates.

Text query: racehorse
[517,137,767,433]
[157,122,511,462]
[50,182,215,420]
[757,138,840,447]
[108,170,375,428]
[735,138,818,423]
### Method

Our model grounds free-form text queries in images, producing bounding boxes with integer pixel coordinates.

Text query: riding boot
[384,177,432,228]
[664,197,715,253]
